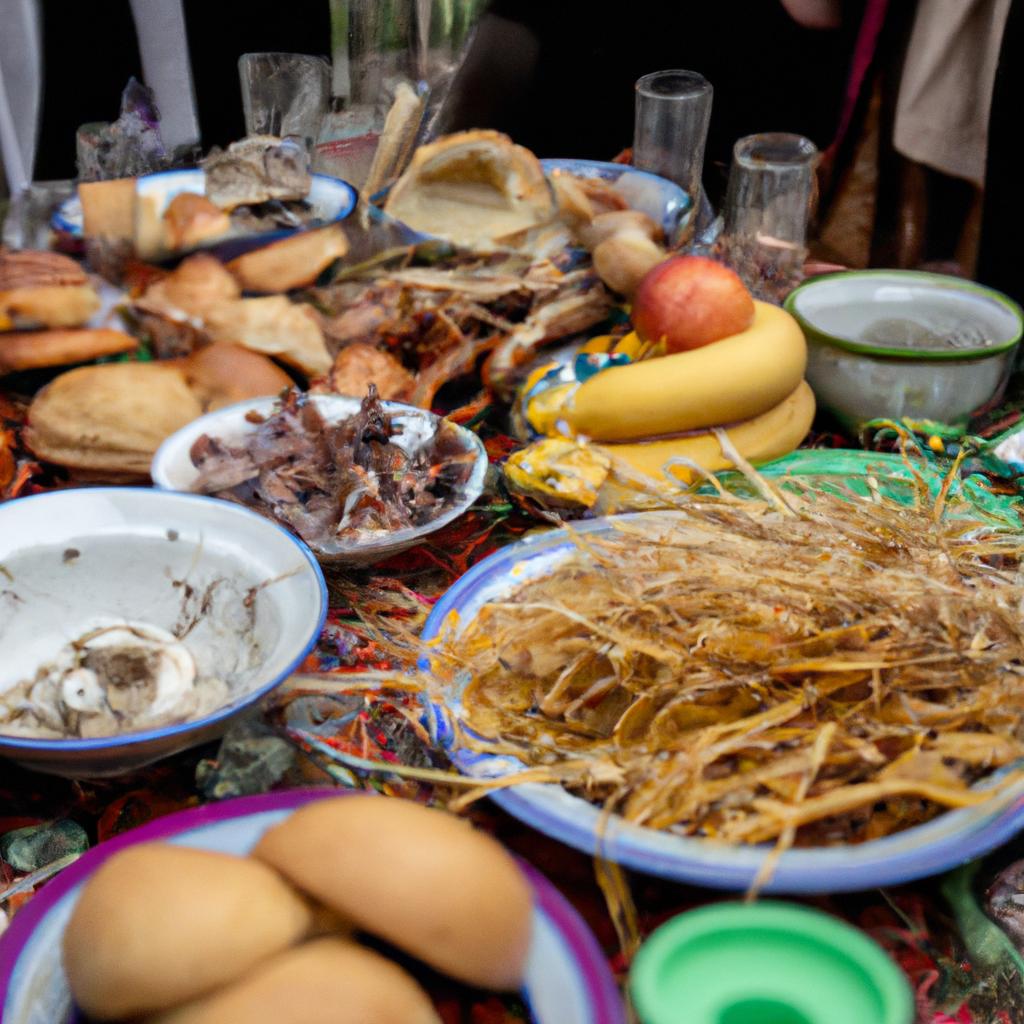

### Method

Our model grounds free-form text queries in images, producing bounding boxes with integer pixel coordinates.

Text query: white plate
[421,510,1024,894]
[151,394,488,566]
[0,790,625,1024]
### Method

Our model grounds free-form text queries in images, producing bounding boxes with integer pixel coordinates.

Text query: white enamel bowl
[0,488,326,777]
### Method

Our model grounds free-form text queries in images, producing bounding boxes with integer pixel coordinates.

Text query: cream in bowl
[0,488,326,777]
[784,270,1023,428]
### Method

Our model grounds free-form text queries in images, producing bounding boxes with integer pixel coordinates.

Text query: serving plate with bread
[0,790,625,1024]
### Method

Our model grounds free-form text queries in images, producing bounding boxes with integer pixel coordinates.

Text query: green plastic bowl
[631,902,914,1024]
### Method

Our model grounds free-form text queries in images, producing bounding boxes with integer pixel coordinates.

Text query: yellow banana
[565,301,807,442]
[602,380,816,484]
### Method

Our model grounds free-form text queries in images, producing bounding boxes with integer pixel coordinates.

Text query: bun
[63,844,314,1020]
[147,938,441,1024]
[0,249,100,330]
[253,797,533,990]
[179,342,292,409]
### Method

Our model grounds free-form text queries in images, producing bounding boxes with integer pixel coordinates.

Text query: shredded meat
[189,387,477,550]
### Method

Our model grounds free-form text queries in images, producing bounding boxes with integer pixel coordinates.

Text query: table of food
[4,58,1024,1024]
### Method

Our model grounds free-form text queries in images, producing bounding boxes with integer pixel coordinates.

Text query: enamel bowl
[0,790,626,1024]
[151,395,489,567]
[785,270,1023,429]
[51,168,358,260]
[0,489,326,777]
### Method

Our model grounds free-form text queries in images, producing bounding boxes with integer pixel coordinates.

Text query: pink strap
[827,0,890,159]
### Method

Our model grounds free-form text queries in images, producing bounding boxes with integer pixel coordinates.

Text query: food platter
[52,168,358,258]
[0,790,626,1024]
[421,451,1024,893]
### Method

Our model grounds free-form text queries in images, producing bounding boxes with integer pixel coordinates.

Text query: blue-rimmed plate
[540,159,695,247]
[52,169,358,260]
[420,451,1024,893]
[0,488,327,777]
[0,790,625,1024]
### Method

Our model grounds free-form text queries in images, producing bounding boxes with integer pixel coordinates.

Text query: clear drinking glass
[716,132,818,303]
[633,70,713,219]
[239,53,331,150]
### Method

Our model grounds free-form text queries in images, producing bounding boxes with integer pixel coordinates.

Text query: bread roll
[63,844,314,1020]
[253,797,533,990]
[205,296,331,378]
[226,224,349,293]
[178,343,292,409]
[147,938,441,1024]
[25,362,203,474]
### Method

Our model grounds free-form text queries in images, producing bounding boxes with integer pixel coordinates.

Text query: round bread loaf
[147,938,441,1024]
[63,843,313,1020]
[253,796,533,990]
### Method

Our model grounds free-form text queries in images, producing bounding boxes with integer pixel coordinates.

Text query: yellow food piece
[604,379,816,483]
[524,381,576,436]
[565,300,807,442]
[505,438,612,507]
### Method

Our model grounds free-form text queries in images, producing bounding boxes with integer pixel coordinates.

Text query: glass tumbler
[239,53,331,150]
[717,132,818,303]
[633,70,713,223]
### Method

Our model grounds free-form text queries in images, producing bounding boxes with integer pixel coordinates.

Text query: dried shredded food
[190,387,478,549]
[436,463,1024,853]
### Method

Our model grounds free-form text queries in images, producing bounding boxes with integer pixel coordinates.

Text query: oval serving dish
[420,450,1024,893]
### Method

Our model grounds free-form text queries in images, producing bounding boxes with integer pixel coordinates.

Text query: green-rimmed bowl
[785,270,1023,430]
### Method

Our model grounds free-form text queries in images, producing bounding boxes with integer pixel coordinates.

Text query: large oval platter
[421,450,1024,893]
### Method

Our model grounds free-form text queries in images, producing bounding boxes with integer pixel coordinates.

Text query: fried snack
[134,254,242,321]
[205,296,331,377]
[0,249,100,329]
[64,844,313,1020]
[78,179,136,241]
[226,224,349,293]
[163,192,232,250]
[25,362,203,475]
[148,939,441,1024]
[254,797,532,990]
[384,130,555,249]
[320,341,414,400]
[179,342,292,410]
[0,327,137,376]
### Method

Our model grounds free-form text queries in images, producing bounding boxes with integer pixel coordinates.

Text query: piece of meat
[323,343,415,401]
[189,434,258,491]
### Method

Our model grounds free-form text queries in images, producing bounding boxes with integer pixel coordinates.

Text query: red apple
[632,255,756,352]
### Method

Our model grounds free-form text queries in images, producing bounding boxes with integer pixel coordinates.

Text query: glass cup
[717,132,818,303]
[239,53,331,150]
[633,70,713,220]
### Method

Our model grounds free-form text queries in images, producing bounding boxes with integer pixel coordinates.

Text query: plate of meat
[150,388,488,565]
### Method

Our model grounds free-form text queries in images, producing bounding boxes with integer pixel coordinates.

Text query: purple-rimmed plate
[0,789,625,1024]
[419,510,1024,894]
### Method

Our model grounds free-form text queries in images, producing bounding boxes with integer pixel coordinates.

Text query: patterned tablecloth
[4,386,1024,1023]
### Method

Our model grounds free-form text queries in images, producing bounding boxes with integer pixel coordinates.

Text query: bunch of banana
[516,299,814,493]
